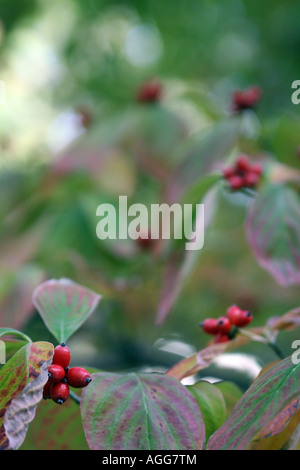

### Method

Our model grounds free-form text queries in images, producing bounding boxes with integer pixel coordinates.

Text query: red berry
[228,175,244,190]
[251,163,263,175]
[226,305,253,327]
[50,382,70,405]
[48,364,66,384]
[137,230,154,250]
[50,382,69,405]
[243,171,260,188]
[232,86,261,112]
[214,333,230,344]
[223,166,235,179]
[247,86,262,103]
[136,80,162,103]
[66,367,92,388]
[216,317,232,334]
[43,380,52,400]
[226,305,243,325]
[236,155,250,173]
[52,343,71,369]
[200,318,219,335]
[235,310,253,327]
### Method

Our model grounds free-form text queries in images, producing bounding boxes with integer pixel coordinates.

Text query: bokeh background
[1,0,300,391]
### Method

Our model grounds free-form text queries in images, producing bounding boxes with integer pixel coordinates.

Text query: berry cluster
[231,86,262,113]
[223,155,263,191]
[200,305,253,343]
[136,80,162,103]
[43,343,92,405]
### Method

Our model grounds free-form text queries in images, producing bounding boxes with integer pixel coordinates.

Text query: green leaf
[214,381,243,417]
[207,357,300,450]
[187,381,227,442]
[0,328,31,343]
[246,183,300,286]
[166,117,241,202]
[32,278,102,343]
[156,184,219,324]
[81,372,205,450]
[0,341,53,450]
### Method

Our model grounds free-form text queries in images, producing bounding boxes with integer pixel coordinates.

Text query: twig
[268,342,285,360]
[69,389,81,405]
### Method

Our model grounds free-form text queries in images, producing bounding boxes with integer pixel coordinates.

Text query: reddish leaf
[267,307,300,331]
[166,330,264,381]
[207,357,300,450]
[258,397,299,439]
[246,183,300,286]
[21,393,88,450]
[0,341,53,450]
[81,372,205,450]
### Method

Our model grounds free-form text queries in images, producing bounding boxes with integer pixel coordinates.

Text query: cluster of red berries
[223,155,263,191]
[200,305,253,343]
[231,86,262,113]
[43,343,92,405]
[136,80,162,103]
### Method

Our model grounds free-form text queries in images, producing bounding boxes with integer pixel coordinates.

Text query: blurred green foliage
[1,0,300,390]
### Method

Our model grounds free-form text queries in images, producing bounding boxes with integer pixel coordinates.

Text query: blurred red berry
[251,163,263,175]
[137,230,154,250]
[223,155,262,191]
[235,310,253,327]
[216,316,232,334]
[201,318,220,335]
[226,305,253,327]
[243,171,260,188]
[226,305,243,325]
[136,80,162,103]
[214,333,230,344]
[228,175,244,190]
[232,86,262,112]
[223,166,235,179]
[236,155,250,173]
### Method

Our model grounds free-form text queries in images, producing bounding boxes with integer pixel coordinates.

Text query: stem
[240,188,257,198]
[69,389,81,405]
[268,342,285,360]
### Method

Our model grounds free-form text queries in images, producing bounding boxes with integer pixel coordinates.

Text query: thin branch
[268,342,285,360]
[69,389,81,405]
